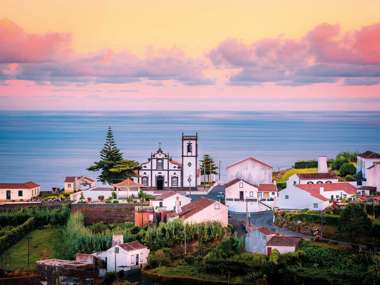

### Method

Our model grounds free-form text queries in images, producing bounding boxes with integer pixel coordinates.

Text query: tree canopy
[88,127,140,184]
[200,154,218,183]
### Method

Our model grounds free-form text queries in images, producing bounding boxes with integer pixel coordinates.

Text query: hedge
[293,160,318,169]
[0,206,70,227]
[0,217,35,254]
[285,212,340,226]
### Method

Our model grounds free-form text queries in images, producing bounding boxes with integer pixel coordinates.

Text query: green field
[274,167,318,184]
[0,225,64,271]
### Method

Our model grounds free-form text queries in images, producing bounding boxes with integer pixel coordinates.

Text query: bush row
[293,160,318,169]
[285,212,340,226]
[0,217,35,254]
[0,206,70,227]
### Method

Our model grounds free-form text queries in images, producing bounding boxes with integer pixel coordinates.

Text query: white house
[224,178,277,212]
[266,236,302,255]
[138,133,199,190]
[169,198,228,226]
[357,151,380,181]
[150,191,191,211]
[227,157,272,186]
[245,227,277,254]
[64,176,96,193]
[95,236,149,272]
[276,182,357,210]
[0,182,40,202]
[367,162,380,192]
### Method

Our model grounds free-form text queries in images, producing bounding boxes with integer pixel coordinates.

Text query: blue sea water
[0,111,380,190]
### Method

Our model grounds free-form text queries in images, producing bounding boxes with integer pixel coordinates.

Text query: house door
[135,254,139,265]
[156,176,164,190]
[239,191,244,200]
[6,190,11,200]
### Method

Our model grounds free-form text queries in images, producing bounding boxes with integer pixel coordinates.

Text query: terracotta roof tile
[256,227,275,235]
[258,184,277,192]
[297,173,337,180]
[359,151,380,159]
[179,198,217,220]
[267,236,301,247]
[113,178,143,188]
[296,182,357,201]
[0,181,40,189]
[155,191,177,200]
[119,241,147,251]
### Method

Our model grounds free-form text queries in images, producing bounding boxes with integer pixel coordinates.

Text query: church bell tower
[181,133,198,189]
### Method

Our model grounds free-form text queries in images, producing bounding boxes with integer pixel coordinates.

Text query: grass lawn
[147,265,246,284]
[274,167,318,184]
[0,225,64,272]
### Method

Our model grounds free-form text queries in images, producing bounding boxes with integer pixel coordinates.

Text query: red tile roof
[224,178,257,188]
[0,181,40,189]
[65,176,95,183]
[359,151,380,159]
[267,236,301,247]
[179,198,217,220]
[297,173,337,180]
[296,182,357,201]
[227,157,272,169]
[155,191,177,200]
[256,227,275,236]
[119,241,147,251]
[258,184,277,192]
[113,178,143,188]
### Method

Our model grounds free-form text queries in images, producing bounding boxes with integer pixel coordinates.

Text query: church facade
[138,133,198,190]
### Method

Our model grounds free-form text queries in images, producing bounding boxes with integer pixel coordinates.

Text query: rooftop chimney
[175,196,182,214]
[318,156,328,173]
[112,234,124,246]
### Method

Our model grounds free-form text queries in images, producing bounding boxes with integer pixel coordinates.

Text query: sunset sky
[1,0,380,110]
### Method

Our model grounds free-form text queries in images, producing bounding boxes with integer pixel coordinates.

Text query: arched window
[316,181,323,184]
[157,159,164,170]
[325,181,332,184]
[187,142,192,153]
[142,176,149,186]
[307,181,314,184]
[171,176,179,187]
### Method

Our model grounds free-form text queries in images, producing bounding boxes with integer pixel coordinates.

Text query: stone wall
[71,203,147,224]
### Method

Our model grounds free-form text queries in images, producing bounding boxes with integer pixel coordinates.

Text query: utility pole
[27,237,31,266]
[184,224,187,255]
[245,199,249,228]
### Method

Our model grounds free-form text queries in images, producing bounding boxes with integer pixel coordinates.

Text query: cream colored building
[0,181,40,202]
[64,176,96,193]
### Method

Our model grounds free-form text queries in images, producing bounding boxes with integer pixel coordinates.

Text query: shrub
[337,204,371,243]
[339,163,356,177]
[148,249,171,267]
[0,217,35,254]
[345,174,355,181]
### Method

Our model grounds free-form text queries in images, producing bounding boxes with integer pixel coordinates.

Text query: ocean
[0,111,380,190]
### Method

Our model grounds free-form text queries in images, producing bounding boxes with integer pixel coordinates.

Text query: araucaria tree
[200,154,218,184]
[88,127,140,184]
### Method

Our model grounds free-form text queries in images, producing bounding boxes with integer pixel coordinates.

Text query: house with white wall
[95,236,149,272]
[227,157,272,186]
[245,227,277,254]
[64,176,96,193]
[224,178,277,212]
[150,191,191,211]
[276,182,357,210]
[357,151,380,181]
[169,198,228,226]
[266,236,301,255]
[0,182,40,202]
[367,162,380,192]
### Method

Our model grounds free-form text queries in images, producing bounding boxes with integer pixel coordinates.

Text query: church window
[187,142,192,153]
[307,181,314,184]
[187,162,192,167]
[142,177,149,186]
[171,176,179,187]
[157,159,164,170]
[239,181,244,188]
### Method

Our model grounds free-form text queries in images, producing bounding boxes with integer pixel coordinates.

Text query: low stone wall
[71,203,147,224]
[0,202,66,211]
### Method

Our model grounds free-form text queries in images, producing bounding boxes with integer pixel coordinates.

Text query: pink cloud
[0,19,71,63]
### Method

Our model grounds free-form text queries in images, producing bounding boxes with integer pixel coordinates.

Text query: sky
[1,0,380,111]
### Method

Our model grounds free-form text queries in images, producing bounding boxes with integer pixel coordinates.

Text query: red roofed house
[227,156,273,187]
[224,178,277,212]
[169,198,228,226]
[266,236,302,255]
[0,181,40,202]
[64,176,96,193]
[245,227,277,254]
[95,235,149,272]
[277,182,357,210]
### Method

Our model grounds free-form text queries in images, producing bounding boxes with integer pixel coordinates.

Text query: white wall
[276,185,329,210]
[184,201,228,226]
[227,159,272,186]
[367,164,380,191]
[358,157,380,179]
[266,245,296,254]
[150,194,191,211]
[286,174,339,188]
[0,187,40,201]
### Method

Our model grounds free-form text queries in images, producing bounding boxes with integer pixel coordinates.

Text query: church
[137,133,199,190]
